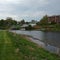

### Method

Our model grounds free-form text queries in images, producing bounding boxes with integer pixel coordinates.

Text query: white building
[21,23,36,30]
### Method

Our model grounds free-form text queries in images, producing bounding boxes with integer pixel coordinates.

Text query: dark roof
[48,15,60,18]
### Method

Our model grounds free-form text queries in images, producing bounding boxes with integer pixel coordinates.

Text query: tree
[25,25,33,30]
[0,19,5,26]
[40,15,48,25]
[6,17,17,26]
[36,15,48,26]
[25,22,29,24]
[0,17,17,29]
[31,20,36,24]
[20,19,25,25]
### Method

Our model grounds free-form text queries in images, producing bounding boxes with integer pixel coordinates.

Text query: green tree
[40,15,48,25]
[25,25,33,30]
[0,17,17,29]
[0,19,5,26]
[37,15,48,25]
[20,19,25,25]
[6,17,17,26]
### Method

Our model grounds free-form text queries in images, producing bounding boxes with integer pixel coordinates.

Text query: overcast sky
[0,0,60,21]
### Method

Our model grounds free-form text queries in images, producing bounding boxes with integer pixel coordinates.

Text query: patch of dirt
[15,48,20,53]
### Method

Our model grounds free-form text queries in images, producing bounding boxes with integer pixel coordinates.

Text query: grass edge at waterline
[0,30,60,60]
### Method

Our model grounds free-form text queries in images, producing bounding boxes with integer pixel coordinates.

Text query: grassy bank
[39,24,60,32]
[0,31,60,60]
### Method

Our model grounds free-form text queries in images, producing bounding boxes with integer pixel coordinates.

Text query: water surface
[11,30,60,54]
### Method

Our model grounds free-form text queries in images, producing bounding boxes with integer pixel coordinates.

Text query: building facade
[48,15,60,23]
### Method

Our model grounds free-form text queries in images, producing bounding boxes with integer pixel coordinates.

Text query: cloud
[0,0,20,4]
[0,0,60,21]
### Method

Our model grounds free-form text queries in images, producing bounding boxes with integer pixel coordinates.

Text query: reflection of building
[48,15,60,23]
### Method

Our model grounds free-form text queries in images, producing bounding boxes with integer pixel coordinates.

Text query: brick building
[48,15,60,24]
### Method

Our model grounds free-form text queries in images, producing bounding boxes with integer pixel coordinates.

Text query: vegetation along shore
[0,30,60,60]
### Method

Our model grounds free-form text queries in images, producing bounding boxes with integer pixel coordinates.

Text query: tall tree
[40,15,48,25]
[36,15,48,25]
[20,19,25,25]
[6,17,17,26]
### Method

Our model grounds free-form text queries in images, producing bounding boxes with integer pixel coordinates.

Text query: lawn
[0,30,60,60]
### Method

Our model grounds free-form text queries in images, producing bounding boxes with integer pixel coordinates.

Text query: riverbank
[0,30,60,60]
[39,24,60,32]
[40,28,60,32]
[18,34,60,55]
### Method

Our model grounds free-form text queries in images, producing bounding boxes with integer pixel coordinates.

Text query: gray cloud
[0,0,60,21]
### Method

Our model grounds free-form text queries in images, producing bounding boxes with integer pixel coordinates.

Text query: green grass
[0,30,60,60]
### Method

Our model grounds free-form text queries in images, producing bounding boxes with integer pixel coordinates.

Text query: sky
[0,0,60,21]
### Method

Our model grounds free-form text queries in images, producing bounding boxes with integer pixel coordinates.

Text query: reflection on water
[27,36,60,55]
[10,30,60,55]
